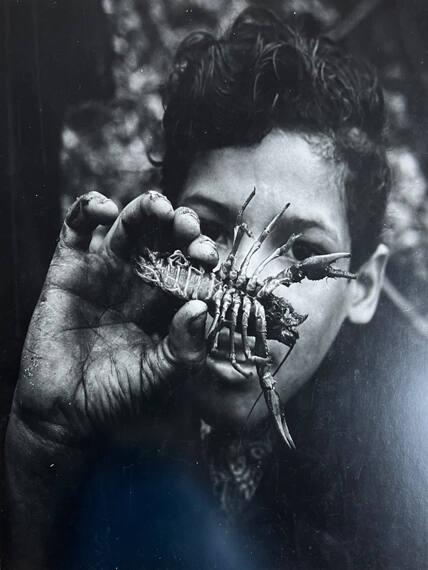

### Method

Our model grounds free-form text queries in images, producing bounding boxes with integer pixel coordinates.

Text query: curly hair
[161,7,390,268]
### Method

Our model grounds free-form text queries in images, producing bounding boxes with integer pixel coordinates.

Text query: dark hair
[161,7,390,268]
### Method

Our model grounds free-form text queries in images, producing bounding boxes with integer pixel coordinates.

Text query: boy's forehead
[181,131,350,245]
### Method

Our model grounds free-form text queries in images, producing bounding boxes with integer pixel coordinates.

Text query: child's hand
[11,190,218,443]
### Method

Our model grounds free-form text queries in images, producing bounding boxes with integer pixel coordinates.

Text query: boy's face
[177,130,354,431]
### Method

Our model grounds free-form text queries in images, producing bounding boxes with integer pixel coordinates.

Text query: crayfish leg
[218,188,256,280]
[207,289,233,352]
[207,289,224,338]
[241,294,253,360]
[229,292,251,378]
[247,233,303,291]
[236,202,290,283]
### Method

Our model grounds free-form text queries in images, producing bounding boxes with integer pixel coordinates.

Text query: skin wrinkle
[47,268,112,311]
[139,345,160,400]
[57,321,138,334]
[63,316,144,428]
[108,353,124,419]
[83,360,108,429]
[97,357,112,424]
[23,309,99,430]
[83,358,109,432]
[101,378,115,426]
[59,247,139,317]
[110,361,124,419]
[125,357,138,418]
[113,353,130,414]
[68,378,90,436]
[138,345,149,408]
[92,347,142,425]
[73,378,93,437]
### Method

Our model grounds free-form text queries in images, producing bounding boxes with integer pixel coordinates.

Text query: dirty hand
[11,190,218,443]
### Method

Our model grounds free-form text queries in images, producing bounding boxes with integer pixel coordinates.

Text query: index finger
[103,191,174,259]
[171,207,219,269]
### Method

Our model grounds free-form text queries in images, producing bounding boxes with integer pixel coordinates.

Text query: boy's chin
[190,375,270,436]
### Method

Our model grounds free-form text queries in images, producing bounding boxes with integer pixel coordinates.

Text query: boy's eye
[290,240,324,261]
[199,218,230,249]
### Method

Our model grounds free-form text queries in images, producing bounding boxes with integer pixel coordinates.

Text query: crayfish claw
[325,267,357,280]
[295,252,356,281]
[264,388,295,449]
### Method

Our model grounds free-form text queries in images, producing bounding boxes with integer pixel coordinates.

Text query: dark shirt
[63,421,351,570]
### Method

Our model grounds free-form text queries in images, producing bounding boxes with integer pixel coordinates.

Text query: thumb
[150,301,208,385]
[167,300,208,366]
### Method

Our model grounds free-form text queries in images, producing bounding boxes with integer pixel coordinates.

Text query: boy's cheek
[287,276,350,344]
[271,285,349,395]
[297,296,348,358]
[271,331,333,402]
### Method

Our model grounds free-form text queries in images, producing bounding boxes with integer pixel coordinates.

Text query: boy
[5,7,390,569]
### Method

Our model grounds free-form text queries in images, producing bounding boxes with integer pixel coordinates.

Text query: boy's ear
[347,244,389,324]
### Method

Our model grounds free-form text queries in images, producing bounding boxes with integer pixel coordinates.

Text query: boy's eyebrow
[279,214,341,244]
[183,195,342,244]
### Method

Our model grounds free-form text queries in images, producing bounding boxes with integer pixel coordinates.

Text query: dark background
[2,0,428,567]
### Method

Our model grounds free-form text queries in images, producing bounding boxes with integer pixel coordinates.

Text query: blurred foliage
[60,0,428,318]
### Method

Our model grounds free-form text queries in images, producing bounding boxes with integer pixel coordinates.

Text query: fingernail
[147,190,166,201]
[177,207,199,221]
[67,200,85,228]
[95,194,110,204]
[188,310,207,335]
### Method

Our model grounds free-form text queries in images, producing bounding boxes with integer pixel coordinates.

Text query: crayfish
[135,189,356,448]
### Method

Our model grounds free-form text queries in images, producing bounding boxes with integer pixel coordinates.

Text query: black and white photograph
[2,1,428,568]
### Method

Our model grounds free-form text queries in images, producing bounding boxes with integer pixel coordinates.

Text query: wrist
[5,408,93,485]
[5,412,91,570]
